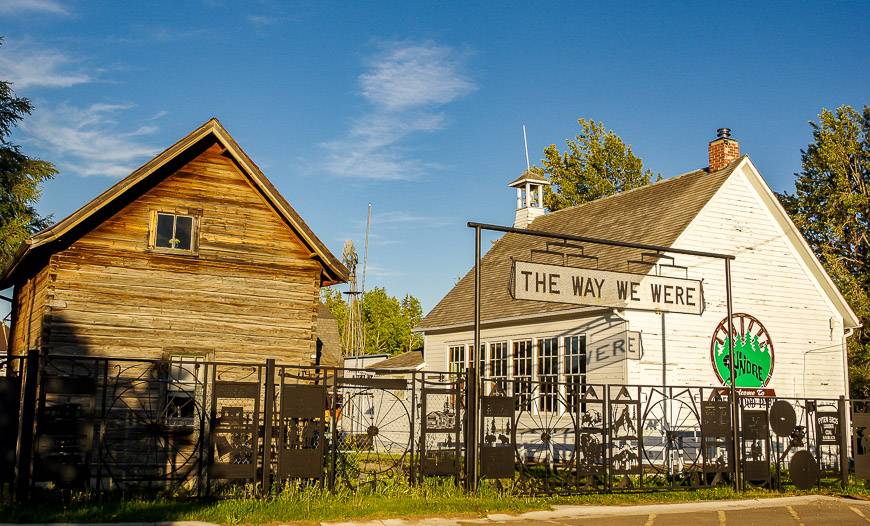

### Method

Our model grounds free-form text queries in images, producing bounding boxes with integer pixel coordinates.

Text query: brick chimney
[708,128,740,171]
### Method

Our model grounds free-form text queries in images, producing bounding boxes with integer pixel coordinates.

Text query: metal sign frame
[468,221,741,490]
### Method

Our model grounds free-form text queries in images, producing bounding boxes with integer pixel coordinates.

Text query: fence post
[839,395,849,487]
[463,366,477,492]
[13,349,40,503]
[409,370,417,485]
[261,358,275,496]
[329,368,338,492]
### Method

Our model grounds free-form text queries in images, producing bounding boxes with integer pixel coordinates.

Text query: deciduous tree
[539,118,657,211]
[320,286,423,356]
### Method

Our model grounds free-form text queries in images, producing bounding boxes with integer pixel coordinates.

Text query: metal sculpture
[642,389,701,478]
[100,361,205,489]
[340,382,412,486]
[512,383,577,492]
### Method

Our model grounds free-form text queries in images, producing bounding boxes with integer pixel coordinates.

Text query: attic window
[151,211,197,252]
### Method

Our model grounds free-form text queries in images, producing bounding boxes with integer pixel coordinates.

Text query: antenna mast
[362,202,372,294]
[523,124,531,171]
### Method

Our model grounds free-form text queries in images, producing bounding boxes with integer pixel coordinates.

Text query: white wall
[626,161,847,399]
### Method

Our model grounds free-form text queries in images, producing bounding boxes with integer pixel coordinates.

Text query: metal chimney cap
[716,128,732,139]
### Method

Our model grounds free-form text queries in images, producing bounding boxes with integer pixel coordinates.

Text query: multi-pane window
[154,212,196,251]
[537,337,559,412]
[513,339,533,411]
[468,343,486,373]
[448,345,465,373]
[488,341,508,395]
[564,335,587,412]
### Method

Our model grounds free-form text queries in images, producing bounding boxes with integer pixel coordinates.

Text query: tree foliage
[778,105,870,397]
[0,39,57,273]
[539,118,658,211]
[321,286,423,356]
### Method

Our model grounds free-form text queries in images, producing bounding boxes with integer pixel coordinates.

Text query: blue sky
[1,0,868,317]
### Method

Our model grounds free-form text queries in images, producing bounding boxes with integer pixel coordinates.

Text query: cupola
[508,170,550,229]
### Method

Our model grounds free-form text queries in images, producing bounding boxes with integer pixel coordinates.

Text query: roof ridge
[530,155,745,225]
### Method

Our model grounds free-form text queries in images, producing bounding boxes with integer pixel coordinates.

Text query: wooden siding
[626,164,848,398]
[10,264,51,355]
[37,144,324,364]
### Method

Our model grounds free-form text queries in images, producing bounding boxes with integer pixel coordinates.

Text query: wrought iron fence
[0,351,864,501]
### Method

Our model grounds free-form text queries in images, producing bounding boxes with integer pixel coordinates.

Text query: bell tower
[509,170,549,229]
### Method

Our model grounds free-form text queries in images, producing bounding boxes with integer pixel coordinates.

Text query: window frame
[448,344,466,374]
[148,209,201,255]
[512,339,533,411]
[537,336,559,413]
[563,334,588,413]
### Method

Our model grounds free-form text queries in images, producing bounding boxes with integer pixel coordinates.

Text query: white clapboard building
[417,130,860,400]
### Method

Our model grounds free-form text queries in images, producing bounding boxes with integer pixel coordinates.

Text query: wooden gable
[7,119,347,364]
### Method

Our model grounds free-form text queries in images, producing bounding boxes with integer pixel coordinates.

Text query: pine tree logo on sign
[710,313,774,391]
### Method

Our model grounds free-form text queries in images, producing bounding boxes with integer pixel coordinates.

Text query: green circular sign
[710,313,774,388]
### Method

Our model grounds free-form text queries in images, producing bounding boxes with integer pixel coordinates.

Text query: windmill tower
[341,240,364,358]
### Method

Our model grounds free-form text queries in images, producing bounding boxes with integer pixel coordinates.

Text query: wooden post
[261,358,275,495]
[328,367,339,492]
[14,349,40,502]
[839,395,849,487]
[463,366,477,492]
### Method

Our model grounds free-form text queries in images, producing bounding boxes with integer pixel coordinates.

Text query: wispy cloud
[359,210,454,229]
[359,42,476,111]
[0,44,90,89]
[23,103,160,177]
[319,41,476,180]
[0,0,69,16]
[247,14,277,26]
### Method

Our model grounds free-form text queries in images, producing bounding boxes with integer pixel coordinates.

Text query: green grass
[2,480,869,525]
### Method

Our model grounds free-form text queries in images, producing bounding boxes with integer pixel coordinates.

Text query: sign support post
[725,258,741,491]
[470,224,481,492]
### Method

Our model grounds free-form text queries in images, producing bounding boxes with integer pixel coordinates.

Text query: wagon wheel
[642,397,701,476]
[338,388,411,487]
[512,386,576,492]
[101,364,203,489]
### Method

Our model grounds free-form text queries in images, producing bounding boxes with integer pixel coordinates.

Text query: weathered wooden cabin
[2,118,348,366]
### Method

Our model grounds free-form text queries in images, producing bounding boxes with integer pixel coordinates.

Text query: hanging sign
[509,260,704,315]
[710,313,774,391]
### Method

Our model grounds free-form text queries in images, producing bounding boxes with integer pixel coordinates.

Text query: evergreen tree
[539,118,657,211]
[0,39,57,272]
[778,105,870,397]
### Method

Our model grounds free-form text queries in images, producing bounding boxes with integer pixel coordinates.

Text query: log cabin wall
[10,264,52,355]
[34,143,324,365]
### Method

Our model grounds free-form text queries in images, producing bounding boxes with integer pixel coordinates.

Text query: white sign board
[510,260,704,315]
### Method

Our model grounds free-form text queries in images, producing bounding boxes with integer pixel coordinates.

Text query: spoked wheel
[101,363,203,489]
[512,386,576,492]
[338,388,411,488]
[642,397,701,476]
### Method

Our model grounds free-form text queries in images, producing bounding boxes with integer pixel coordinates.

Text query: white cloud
[0,0,69,15]
[0,45,90,89]
[319,41,475,180]
[360,42,475,111]
[23,103,160,177]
